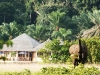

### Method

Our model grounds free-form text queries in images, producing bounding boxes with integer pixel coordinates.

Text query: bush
[0,69,31,75]
[36,66,100,75]
[45,39,73,63]
[82,37,100,63]
[38,37,100,63]
[0,66,100,75]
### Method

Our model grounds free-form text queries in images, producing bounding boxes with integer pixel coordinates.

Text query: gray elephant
[69,39,88,68]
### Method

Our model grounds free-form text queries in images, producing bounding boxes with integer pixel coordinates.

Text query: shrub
[38,66,100,75]
[0,66,100,75]
[82,37,100,63]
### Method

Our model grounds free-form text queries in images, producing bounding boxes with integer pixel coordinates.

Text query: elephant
[69,39,88,68]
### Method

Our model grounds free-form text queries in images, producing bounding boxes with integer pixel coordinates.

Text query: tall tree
[74,0,100,12]
[48,10,66,31]
[72,12,94,36]
[81,9,100,38]
[13,0,28,25]
[25,0,39,24]
[25,24,50,41]
[51,28,72,40]
[0,2,15,24]
[0,22,18,40]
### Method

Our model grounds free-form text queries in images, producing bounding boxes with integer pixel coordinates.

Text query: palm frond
[0,40,4,49]
[5,40,13,47]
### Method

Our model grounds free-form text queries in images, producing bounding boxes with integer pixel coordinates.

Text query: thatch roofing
[1,33,40,51]
[32,39,51,51]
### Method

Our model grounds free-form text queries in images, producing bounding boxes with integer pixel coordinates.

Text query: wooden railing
[17,57,32,61]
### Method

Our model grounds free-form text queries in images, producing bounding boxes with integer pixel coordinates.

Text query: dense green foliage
[0,0,100,41]
[0,66,100,75]
[45,39,72,63]
[37,37,100,63]
[0,69,31,75]
[83,37,100,63]
[38,66,100,75]
[0,40,13,49]
[1,1,100,75]
[1,0,100,64]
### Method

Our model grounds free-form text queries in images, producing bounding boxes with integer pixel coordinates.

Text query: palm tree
[81,9,100,38]
[72,12,93,30]
[0,40,5,49]
[25,24,50,41]
[48,10,66,31]
[0,23,13,62]
[88,9,100,26]
[0,39,13,64]
[0,38,13,64]
[0,21,18,40]
[0,40,13,49]
[51,28,72,40]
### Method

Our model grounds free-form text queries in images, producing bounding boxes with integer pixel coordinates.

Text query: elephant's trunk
[79,39,83,62]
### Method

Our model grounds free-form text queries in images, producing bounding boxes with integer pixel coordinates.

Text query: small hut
[0,33,40,62]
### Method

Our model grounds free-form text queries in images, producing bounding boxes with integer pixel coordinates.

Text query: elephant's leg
[82,53,87,64]
[73,59,78,68]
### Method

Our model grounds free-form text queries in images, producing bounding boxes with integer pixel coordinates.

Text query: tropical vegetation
[0,0,100,66]
[1,0,100,41]
[0,66,100,75]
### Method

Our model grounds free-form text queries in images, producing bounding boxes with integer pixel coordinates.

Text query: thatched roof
[1,33,40,51]
[32,39,51,51]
